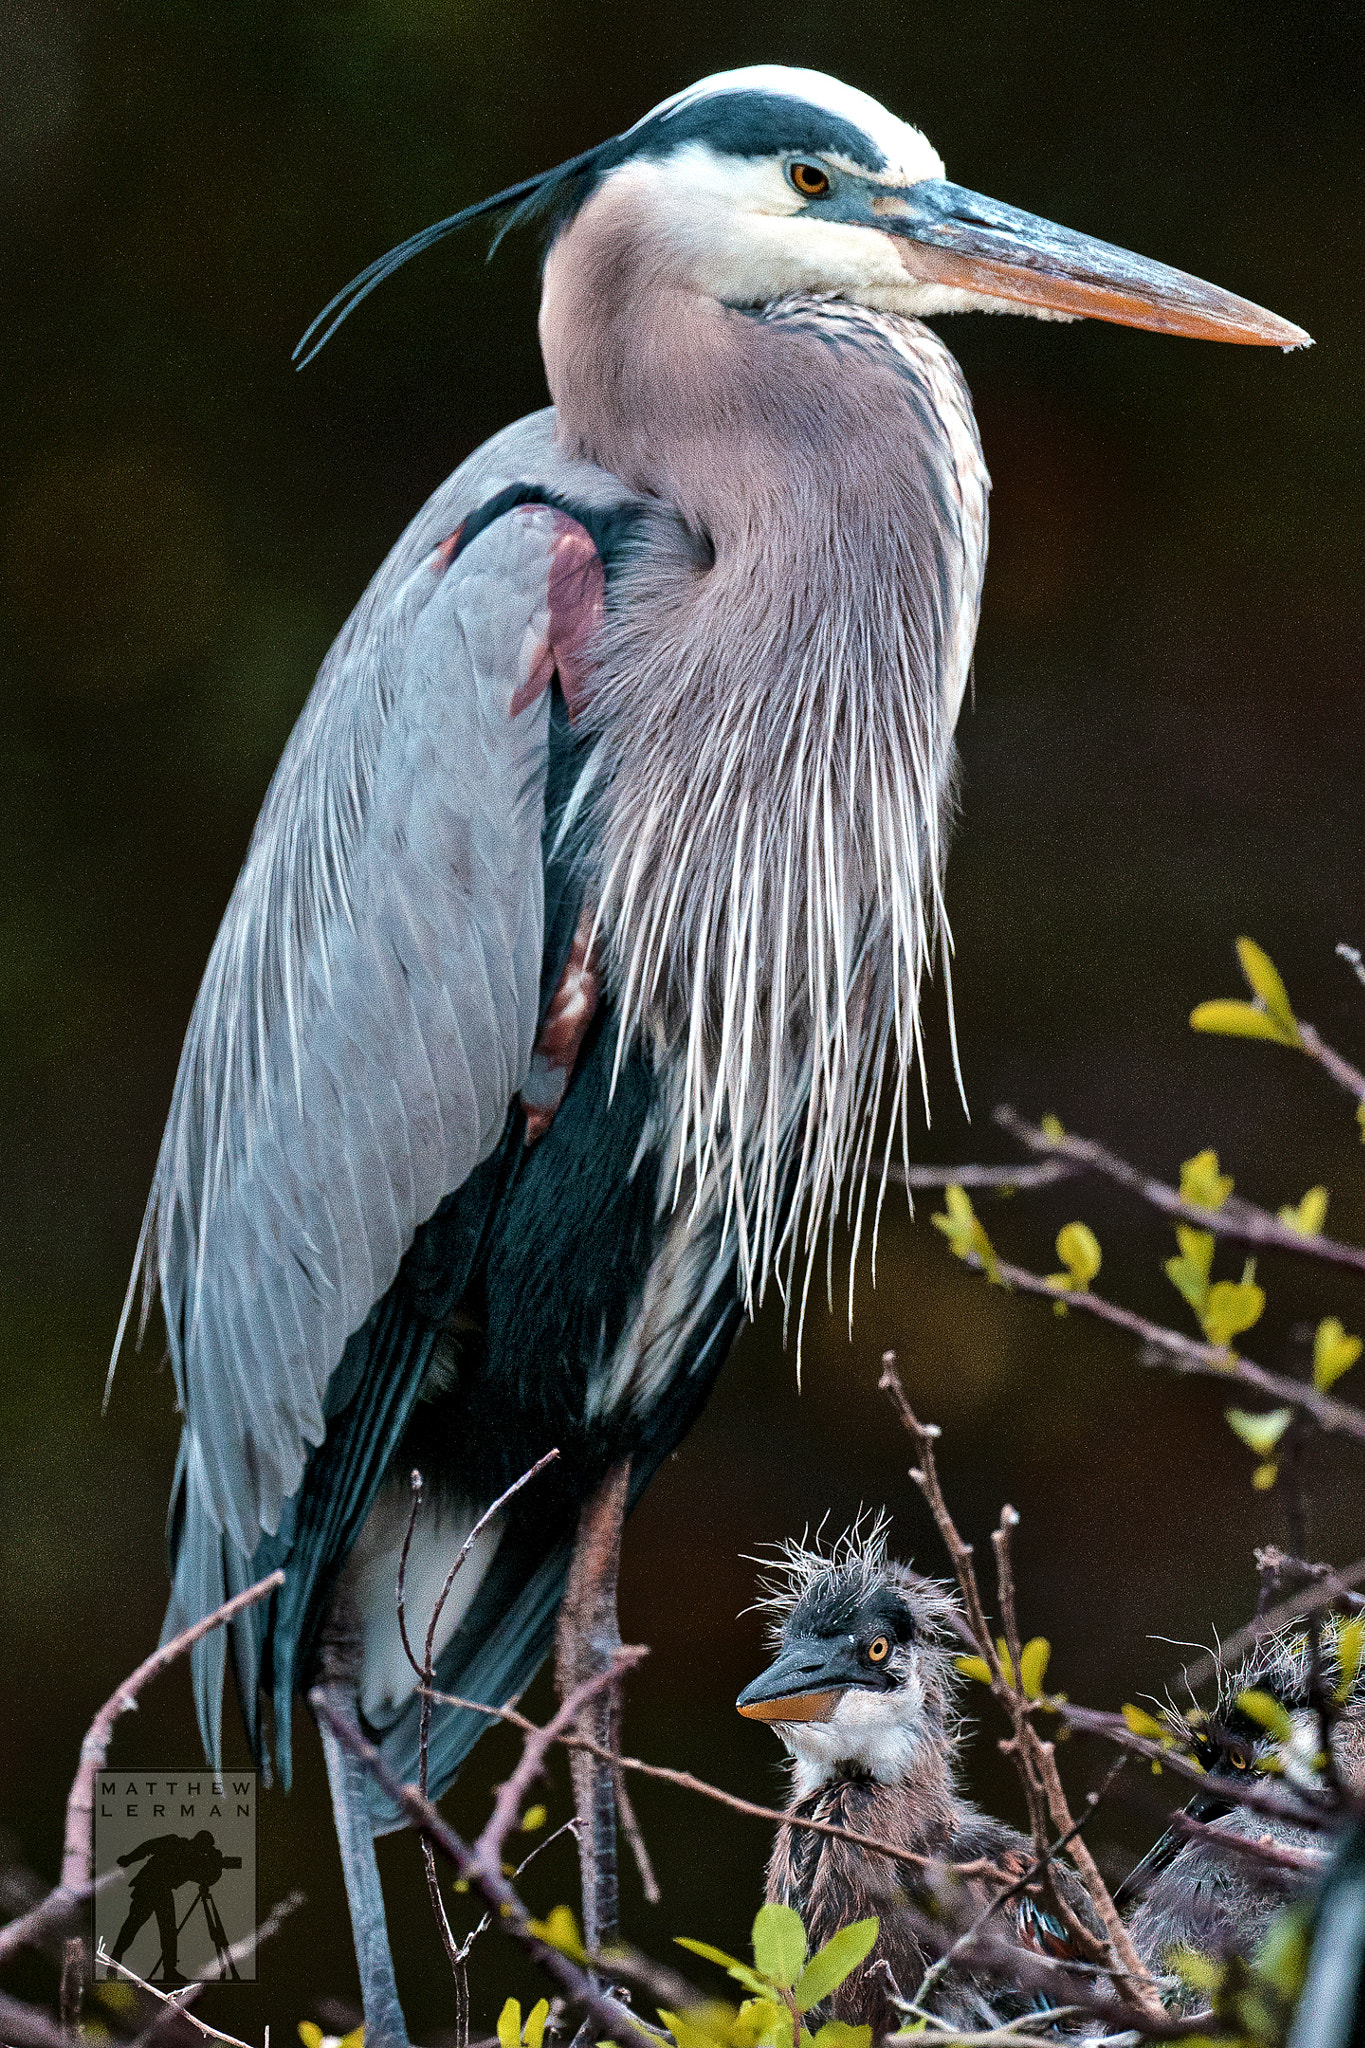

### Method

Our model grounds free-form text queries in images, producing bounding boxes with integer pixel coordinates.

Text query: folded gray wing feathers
[136,412,633,1565]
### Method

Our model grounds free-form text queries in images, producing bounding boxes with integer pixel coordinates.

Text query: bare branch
[96,1949,254,2048]
[308,1688,655,2048]
[885,1159,1080,1192]
[1169,1812,1324,1875]
[0,1987,75,2048]
[1055,1703,1333,1829]
[1298,1021,1365,1105]
[0,1867,122,1970]
[1177,1555,1365,1692]
[61,1571,284,1893]
[995,1105,1365,1277]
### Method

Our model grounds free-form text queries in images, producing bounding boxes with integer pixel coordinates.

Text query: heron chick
[737,1524,1099,2033]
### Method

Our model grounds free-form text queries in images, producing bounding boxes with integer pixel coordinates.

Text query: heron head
[296,64,1308,366]
[737,1520,964,1789]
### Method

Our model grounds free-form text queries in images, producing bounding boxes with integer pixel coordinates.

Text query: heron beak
[736,1635,856,1722]
[872,179,1311,348]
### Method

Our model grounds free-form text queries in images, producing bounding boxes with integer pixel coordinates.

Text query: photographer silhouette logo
[94,1772,257,1984]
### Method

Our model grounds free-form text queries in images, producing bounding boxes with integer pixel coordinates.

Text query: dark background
[2,0,1362,2038]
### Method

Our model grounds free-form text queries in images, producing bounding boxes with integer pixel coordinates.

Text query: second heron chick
[737,1524,1098,2034]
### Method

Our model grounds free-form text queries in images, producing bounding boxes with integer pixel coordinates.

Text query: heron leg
[555,1458,631,1953]
[316,1682,411,2048]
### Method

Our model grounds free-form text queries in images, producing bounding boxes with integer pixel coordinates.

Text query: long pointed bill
[874,180,1311,348]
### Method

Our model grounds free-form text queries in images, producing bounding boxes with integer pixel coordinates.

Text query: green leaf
[1046,1221,1100,1293]
[1202,1278,1265,1347]
[1179,1149,1234,1212]
[995,1638,1016,1689]
[1236,938,1301,1043]
[793,1921,879,2012]
[1122,1703,1168,1741]
[1314,1317,1362,1392]
[520,1802,547,1831]
[1019,1637,1051,1700]
[1226,1406,1293,1456]
[523,2002,550,2048]
[1253,1905,1310,1998]
[734,2000,792,2048]
[954,1654,992,1685]
[1040,1113,1065,1141]
[1357,1103,1365,1145]
[1169,1947,1222,1994]
[528,1905,587,1962]
[931,1185,1001,1282]
[752,1905,807,1991]
[810,2027,872,2048]
[1191,998,1296,1045]
[1164,1226,1215,1314]
[1253,1461,1279,1490]
[1236,1688,1293,1743]
[498,2001,523,2048]
[1279,1186,1329,1237]
[1336,1618,1365,1701]
[677,1940,770,2000]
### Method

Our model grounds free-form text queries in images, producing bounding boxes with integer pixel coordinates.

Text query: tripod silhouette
[110,1829,242,1984]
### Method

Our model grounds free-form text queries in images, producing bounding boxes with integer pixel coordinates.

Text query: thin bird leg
[555,1459,632,1953]
[315,1678,411,2048]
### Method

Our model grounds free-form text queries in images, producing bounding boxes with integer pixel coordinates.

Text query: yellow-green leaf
[1226,1406,1292,1456]
[752,1904,807,1990]
[1254,1906,1310,1999]
[520,1803,547,1831]
[677,1939,770,2000]
[931,1185,1001,1282]
[1180,1149,1234,1212]
[1336,1618,1365,1701]
[733,1999,792,2048]
[1040,1113,1065,1141]
[1165,1226,1215,1314]
[1202,1278,1265,1347]
[1122,1703,1168,1741]
[810,2028,872,2048]
[794,1920,879,2012]
[995,1638,1016,1688]
[1169,1947,1222,1994]
[1279,1186,1329,1237]
[1253,1460,1279,1490]
[529,1905,588,1962]
[1236,938,1301,1043]
[498,2001,523,2048]
[1237,1689,1292,1743]
[1053,1222,1100,1290]
[1190,999,1296,1045]
[1314,1317,1362,1392]
[954,1654,992,1685]
[1019,1637,1051,1699]
[1358,1104,1365,1145]
[298,2028,324,2048]
[523,2003,550,2048]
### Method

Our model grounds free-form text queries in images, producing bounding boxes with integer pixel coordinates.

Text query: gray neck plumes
[541,179,989,1321]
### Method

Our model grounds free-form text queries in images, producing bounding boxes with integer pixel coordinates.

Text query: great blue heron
[736,1523,1098,2033]
[114,63,1307,2043]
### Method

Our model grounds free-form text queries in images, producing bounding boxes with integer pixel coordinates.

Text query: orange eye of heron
[867,1636,890,1663]
[789,162,830,198]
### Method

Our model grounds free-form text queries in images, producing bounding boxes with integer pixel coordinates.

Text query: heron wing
[133,413,637,1574]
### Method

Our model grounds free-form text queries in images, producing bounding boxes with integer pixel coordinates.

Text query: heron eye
[1230,1747,1251,1770]
[789,162,830,198]
[867,1636,890,1663]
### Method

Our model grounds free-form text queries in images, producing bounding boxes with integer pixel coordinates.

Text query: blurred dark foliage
[0,0,1362,2039]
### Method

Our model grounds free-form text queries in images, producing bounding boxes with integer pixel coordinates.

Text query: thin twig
[423,1685,1017,1887]
[96,1949,253,2048]
[886,1159,1080,1192]
[1298,1021,1365,1104]
[943,1236,1365,1443]
[613,1768,660,1906]
[1337,944,1365,991]
[1177,1555,1365,1692]
[128,1892,305,2048]
[1054,1704,1333,1829]
[1169,1812,1324,1874]
[309,1689,653,2048]
[995,1105,1365,1276]
[61,1571,284,1893]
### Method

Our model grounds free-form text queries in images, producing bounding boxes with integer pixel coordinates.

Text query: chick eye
[789,161,830,198]
[1230,1746,1251,1770]
[867,1636,890,1664]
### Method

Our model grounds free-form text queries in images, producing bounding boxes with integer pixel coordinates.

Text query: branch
[946,1238,1365,1443]
[1298,1020,1365,1105]
[0,1988,74,2048]
[0,1868,123,1970]
[96,1949,253,2048]
[61,1571,284,1893]
[1055,1704,1333,1829]
[886,1159,1080,1193]
[1169,1812,1324,1875]
[1177,1555,1365,1692]
[995,1105,1365,1277]
[308,1689,652,2048]
[422,1686,1017,1887]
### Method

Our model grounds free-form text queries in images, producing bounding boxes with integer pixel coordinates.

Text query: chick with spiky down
[1125,1618,1365,2004]
[736,1521,1099,2036]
